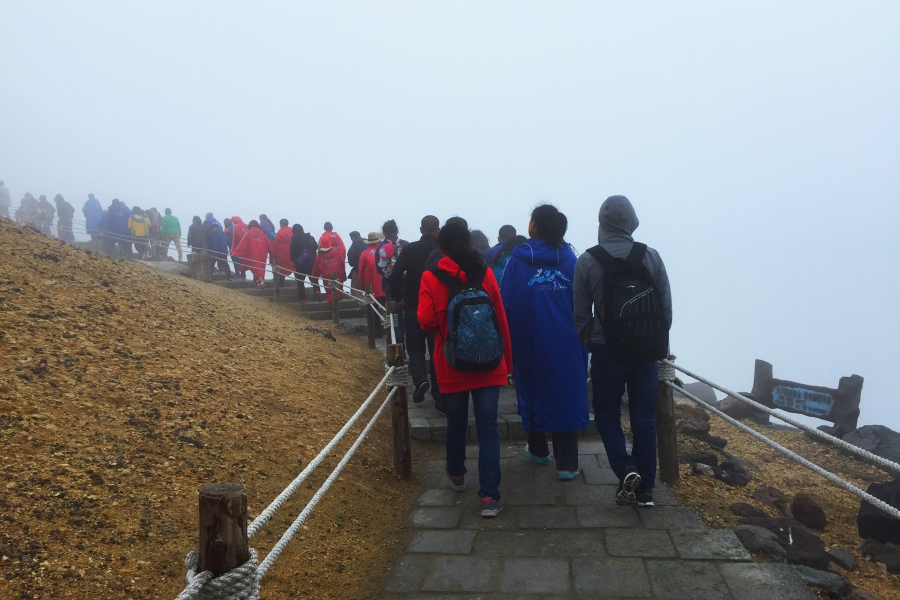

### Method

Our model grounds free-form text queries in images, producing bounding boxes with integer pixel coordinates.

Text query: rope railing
[662,360,900,474]
[664,377,900,521]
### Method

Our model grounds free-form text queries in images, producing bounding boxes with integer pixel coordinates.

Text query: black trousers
[295,277,307,301]
[526,428,580,472]
[404,305,441,403]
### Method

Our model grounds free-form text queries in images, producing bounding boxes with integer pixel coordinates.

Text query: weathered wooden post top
[751,359,863,436]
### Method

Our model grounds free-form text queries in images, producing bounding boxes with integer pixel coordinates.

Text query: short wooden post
[387,343,412,480]
[272,258,281,301]
[365,283,376,349]
[329,270,340,324]
[187,251,212,282]
[198,483,249,576]
[656,355,679,485]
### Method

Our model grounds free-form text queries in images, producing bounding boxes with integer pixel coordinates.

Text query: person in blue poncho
[81,194,104,244]
[107,199,133,256]
[500,204,589,480]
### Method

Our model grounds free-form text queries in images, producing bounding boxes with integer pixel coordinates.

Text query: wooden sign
[751,359,863,436]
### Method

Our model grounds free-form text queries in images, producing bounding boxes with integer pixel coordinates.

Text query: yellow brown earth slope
[0,219,420,599]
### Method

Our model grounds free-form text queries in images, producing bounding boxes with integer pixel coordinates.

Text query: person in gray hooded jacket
[573,195,672,507]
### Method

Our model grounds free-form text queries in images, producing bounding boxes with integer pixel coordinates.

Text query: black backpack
[586,243,669,361]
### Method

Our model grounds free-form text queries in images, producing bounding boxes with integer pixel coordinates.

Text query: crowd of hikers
[2,182,673,520]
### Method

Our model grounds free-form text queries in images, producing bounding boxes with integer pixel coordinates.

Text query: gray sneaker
[480,497,503,518]
[616,466,641,506]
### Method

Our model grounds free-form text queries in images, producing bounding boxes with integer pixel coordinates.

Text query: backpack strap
[586,245,615,269]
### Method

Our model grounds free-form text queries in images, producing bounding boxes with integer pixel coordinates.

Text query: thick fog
[2,2,898,428]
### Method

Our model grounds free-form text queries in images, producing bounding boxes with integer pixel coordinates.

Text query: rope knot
[177,549,260,600]
[658,359,676,383]
[385,364,412,388]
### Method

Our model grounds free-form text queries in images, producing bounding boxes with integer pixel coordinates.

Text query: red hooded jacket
[272,226,294,276]
[319,231,346,263]
[232,226,274,279]
[358,245,383,298]
[418,257,513,394]
[231,217,249,254]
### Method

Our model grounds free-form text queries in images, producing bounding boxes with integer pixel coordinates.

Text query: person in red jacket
[230,216,250,279]
[319,222,347,266]
[418,221,513,518]
[312,237,347,303]
[358,232,384,299]
[232,220,275,288]
[271,218,295,285]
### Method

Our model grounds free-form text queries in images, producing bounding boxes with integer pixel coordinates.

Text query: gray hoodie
[573,195,673,348]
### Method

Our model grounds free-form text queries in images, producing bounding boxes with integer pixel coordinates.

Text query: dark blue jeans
[444,386,501,500]
[590,344,658,493]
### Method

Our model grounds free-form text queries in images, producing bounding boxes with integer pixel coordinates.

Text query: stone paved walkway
[383,440,814,600]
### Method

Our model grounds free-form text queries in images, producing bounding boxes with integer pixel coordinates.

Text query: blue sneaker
[558,470,580,481]
[524,445,552,465]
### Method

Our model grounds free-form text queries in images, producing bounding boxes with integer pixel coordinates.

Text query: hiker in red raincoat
[271,218,295,284]
[319,222,347,265]
[312,236,346,303]
[232,220,274,288]
[231,216,249,279]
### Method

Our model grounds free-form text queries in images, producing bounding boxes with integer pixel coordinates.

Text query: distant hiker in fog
[502,205,587,480]
[359,231,384,300]
[290,224,315,303]
[574,195,672,508]
[487,224,516,265]
[390,215,443,411]
[346,231,366,296]
[203,212,222,231]
[259,214,276,240]
[145,208,162,259]
[82,194,103,243]
[312,235,346,303]
[491,233,526,286]
[160,208,183,262]
[17,194,39,227]
[208,223,233,279]
[223,218,234,248]
[470,229,491,255]
[54,194,75,243]
[319,222,347,267]
[230,216,249,278]
[99,209,116,255]
[187,215,207,255]
[377,219,407,343]
[128,206,150,259]
[418,221,513,518]
[272,218,294,285]
[0,181,10,218]
[37,195,55,235]
[233,219,275,288]
[107,199,133,256]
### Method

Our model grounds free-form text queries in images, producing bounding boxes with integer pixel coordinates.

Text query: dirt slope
[671,408,899,599]
[0,219,419,599]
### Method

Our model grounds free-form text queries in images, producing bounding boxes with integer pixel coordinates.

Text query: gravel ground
[0,219,421,599]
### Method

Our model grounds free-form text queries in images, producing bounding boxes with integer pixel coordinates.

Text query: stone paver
[385,441,814,599]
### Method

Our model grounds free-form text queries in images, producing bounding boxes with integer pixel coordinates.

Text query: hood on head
[292,224,303,235]
[231,216,244,226]
[598,195,639,242]
[193,216,202,225]
[512,240,568,267]
[437,257,470,283]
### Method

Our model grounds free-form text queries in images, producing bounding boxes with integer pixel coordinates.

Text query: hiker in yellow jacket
[128,206,150,259]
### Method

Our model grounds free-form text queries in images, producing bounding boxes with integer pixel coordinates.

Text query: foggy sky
[2,2,898,428]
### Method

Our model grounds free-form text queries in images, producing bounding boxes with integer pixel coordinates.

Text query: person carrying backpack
[418,221,513,518]
[573,195,672,508]
[501,205,588,480]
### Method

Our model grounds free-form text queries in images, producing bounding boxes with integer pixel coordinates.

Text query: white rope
[256,386,399,577]
[246,367,395,538]
[664,360,900,474]
[177,549,260,600]
[668,381,900,521]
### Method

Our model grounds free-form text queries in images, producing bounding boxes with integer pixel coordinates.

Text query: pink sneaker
[446,470,465,492]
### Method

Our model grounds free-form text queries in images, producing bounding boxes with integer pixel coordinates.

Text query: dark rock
[860,540,900,573]
[741,517,830,570]
[847,587,883,600]
[733,524,786,561]
[719,395,764,420]
[856,480,900,544]
[805,425,838,443]
[696,432,728,448]
[791,565,847,597]
[792,493,827,529]
[731,502,769,519]
[827,548,858,571]
[752,486,792,516]
[843,425,900,467]
[681,451,718,467]
[714,459,751,487]
[674,401,710,422]
[691,463,715,477]
[177,436,204,449]
[676,418,710,437]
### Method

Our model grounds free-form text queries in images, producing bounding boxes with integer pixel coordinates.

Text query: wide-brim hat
[365,232,383,244]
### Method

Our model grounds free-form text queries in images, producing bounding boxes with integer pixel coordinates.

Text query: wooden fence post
[656,355,680,485]
[198,483,249,576]
[329,270,340,324]
[187,251,212,282]
[365,283,376,349]
[387,343,412,480]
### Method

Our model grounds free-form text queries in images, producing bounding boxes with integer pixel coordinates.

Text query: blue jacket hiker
[500,205,588,478]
